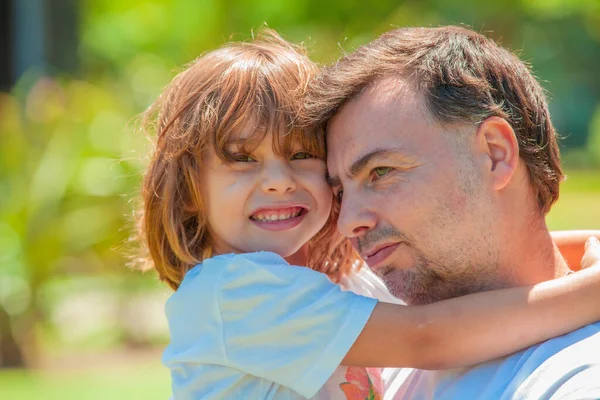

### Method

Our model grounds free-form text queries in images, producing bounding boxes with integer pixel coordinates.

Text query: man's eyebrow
[326,148,411,188]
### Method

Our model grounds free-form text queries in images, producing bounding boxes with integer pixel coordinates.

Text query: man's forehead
[328,80,415,138]
[324,77,446,181]
[327,77,429,135]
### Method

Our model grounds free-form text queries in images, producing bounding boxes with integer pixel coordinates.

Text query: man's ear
[477,116,519,191]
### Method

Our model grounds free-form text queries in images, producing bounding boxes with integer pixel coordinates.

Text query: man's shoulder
[523,321,600,364]
[512,321,600,397]
[480,322,600,389]
[393,323,600,399]
[534,320,600,345]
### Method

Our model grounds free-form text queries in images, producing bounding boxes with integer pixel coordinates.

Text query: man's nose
[260,160,297,194]
[337,193,376,239]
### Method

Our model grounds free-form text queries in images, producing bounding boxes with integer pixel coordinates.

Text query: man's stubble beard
[361,218,503,305]
[375,247,503,305]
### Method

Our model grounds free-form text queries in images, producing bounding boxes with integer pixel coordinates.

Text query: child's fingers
[580,237,600,270]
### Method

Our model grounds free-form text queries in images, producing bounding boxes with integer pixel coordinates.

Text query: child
[136,30,600,399]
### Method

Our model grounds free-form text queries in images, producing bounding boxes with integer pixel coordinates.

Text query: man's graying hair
[304,25,564,214]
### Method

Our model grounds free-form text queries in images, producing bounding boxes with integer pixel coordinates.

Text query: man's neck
[499,218,570,286]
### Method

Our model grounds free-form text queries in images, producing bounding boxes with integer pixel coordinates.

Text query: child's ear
[476,116,519,191]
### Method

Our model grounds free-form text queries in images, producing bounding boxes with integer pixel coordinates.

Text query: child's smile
[249,205,308,231]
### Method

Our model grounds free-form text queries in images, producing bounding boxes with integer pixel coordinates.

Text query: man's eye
[372,167,392,178]
[291,152,315,160]
[335,190,343,204]
[232,153,255,162]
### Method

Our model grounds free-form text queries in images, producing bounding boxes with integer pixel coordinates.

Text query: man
[305,26,600,399]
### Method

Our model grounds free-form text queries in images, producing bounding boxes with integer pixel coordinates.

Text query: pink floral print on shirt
[339,366,384,400]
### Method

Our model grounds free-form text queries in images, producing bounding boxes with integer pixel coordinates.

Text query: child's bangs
[212,62,324,161]
[269,122,325,160]
[213,118,324,162]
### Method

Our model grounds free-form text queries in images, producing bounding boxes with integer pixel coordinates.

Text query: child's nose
[260,161,297,194]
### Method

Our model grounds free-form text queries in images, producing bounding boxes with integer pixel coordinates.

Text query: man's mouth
[361,242,402,268]
[250,206,306,222]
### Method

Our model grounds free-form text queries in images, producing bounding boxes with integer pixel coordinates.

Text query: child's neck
[284,245,309,266]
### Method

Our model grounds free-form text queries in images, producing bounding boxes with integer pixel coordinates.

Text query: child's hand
[581,237,600,270]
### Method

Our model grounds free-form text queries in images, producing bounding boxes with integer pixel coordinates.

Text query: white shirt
[312,264,407,400]
[163,252,378,399]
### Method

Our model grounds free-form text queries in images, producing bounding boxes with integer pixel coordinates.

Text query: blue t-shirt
[394,322,600,400]
[162,252,378,399]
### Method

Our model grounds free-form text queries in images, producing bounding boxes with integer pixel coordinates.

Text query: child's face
[200,132,332,259]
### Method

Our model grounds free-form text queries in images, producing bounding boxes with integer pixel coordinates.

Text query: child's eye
[232,153,255,162]
[371,167,392,179]
[291,152,315,160]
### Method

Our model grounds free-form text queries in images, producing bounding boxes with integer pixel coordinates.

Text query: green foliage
[588,105,600,164]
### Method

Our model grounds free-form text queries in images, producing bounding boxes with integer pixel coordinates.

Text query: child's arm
[553,230,600,271]
[343,237,600,369]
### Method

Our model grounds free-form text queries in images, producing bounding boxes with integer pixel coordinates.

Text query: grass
[0,359,170,400]
[546,170,600,230]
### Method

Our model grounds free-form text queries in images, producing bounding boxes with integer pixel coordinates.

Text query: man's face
[327,77,503,305]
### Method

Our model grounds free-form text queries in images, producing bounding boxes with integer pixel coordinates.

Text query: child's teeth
[252,209,304,221]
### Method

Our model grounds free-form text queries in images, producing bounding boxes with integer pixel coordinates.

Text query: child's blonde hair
[137,29,358,290]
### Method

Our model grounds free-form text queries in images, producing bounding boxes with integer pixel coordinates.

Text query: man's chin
[377,267,448,305]
[375,257,505,305]
[386,285,439,305]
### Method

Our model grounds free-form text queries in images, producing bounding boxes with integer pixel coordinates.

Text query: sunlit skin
[200,132,332,265]
[326,76,570,305]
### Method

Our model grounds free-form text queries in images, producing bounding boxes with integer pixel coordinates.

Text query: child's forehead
[222,129,266,148]
[214,116,322,157]
[224,133,261,146]
[222,118,264,143]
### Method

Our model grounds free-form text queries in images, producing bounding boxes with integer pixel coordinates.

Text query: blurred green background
[1,0,599,398]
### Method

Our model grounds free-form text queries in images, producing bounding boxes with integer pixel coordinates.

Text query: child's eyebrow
[224,138,258,148]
